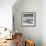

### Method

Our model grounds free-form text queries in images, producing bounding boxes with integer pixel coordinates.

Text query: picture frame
[21,12,36,27]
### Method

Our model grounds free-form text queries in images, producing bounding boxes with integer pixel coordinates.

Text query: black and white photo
[21,12,36,27]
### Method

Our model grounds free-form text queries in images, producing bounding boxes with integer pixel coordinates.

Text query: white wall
[0,0,16,29]
[41,0,46,46]
[13,0,41,46]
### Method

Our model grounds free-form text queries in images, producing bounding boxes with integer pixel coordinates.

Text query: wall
[13,0,41,46]
[0,0,16,29]
[41,0,46,46]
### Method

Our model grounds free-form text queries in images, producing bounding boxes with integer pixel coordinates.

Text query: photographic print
[21,12,36,27]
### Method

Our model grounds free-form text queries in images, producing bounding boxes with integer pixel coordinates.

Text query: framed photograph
[21,12,36,27]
